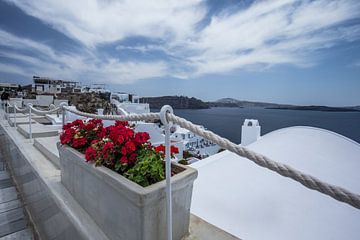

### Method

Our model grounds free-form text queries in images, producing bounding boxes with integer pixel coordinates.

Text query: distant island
[267,106,360,112]
[141,96,209,109]
[140,96,360,112]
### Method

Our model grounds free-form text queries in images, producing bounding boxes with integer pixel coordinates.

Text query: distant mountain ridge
[213,98,360,112]
[211,98,293,108]
[141,96,209,109]
[140,96,360,112]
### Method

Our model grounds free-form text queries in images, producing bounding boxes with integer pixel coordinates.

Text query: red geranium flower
[116,135,125,145]
[102,142,114,159]
[85,122,96,131]
[63,122,73,130]
[171,146,179,154]
[120,155,128,164]
[115,120,129,127]
[155,144,179,155]
[85,147,98,162]
[125,141,136,153]
[134,132,150,145]
[96,127,107,139]
[60,128,75,144]
[72,137,87,148]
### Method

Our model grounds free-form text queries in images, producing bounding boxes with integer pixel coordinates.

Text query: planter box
[57,143,198,240]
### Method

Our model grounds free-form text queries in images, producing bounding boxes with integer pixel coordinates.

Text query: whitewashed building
[32,76,81,94]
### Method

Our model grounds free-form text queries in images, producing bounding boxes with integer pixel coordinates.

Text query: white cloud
[5,0,206,47]
[0,63,30,76]
[1,0,360,81]
[182,0,360,75]
[0,29,168,83]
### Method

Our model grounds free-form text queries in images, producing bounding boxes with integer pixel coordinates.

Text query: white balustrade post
[160,105,174,240]
[14,104,17,127]
[59,102,68,130]
[28,103,33,139]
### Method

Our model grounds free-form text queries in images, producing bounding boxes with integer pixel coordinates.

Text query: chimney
[241,119,261,146]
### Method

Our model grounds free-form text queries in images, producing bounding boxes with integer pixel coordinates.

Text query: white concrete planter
[57,143,198,240]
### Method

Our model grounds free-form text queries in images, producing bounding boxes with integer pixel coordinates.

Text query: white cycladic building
[32,76,81,94]
[241,119,261,146]
[111,93,150,115]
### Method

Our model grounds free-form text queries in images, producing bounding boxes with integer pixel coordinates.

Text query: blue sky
[0,0,359,106]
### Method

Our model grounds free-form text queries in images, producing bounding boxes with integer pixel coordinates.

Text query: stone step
[0,187,18,203]
[33,136,60,169]
[0,199,22,214]
[17,124,61,139]
[8,117,36,127]
[4,113,31,120]
[0,228,34,240]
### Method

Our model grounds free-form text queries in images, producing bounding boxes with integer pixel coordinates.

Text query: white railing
[2,102,360,240]
[6,101,62,139]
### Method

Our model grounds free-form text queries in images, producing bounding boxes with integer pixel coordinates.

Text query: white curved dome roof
[190,126,360,240]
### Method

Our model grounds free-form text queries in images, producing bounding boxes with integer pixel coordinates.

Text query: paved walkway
[0,157,34,239]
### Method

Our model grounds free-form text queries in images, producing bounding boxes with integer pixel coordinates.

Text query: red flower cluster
[60,118,105,151]
[61,119,154,169]
[60,119,182,187]
[154,144,179,156]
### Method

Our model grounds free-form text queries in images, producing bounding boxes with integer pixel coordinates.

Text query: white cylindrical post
[28,104,32,139]
[59,102,68,130]
[160,105,174,240]
[14,105,17,127]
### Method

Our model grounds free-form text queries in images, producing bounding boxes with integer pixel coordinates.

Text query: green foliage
[178,159,188,165]
[183,150,193,159]
[125,147,165,187]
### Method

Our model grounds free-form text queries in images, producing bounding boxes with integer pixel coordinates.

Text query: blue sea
[159,107,360,144]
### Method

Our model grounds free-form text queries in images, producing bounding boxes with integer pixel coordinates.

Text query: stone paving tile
[0,218,27,238]
[0,199,22,214]
[0,162,34,239]
[0,228,33,240]
[0,187,17,203]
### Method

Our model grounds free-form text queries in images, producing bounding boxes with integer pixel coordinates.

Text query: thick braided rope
[13,104,28,113]
[7,103,28,113]
[63,106,160,122]
[29,105,61,114]
[167,113,360,210]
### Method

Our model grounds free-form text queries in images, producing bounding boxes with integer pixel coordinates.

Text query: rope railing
[61,104,360,210]
[63,106,160,121]
[7,102,62,115]
[13,104,28,113]
[28,104,61,115]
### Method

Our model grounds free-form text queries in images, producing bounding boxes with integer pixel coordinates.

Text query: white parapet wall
[54,99,69,106]
[36,95,54,107]
[241,119,261,146]
[23,99,38,106]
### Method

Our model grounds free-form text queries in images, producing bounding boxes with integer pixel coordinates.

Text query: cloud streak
[0,29,168,83]
[1,0,360,83]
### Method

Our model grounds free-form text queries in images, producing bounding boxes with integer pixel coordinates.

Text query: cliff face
[141,96,209,109]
